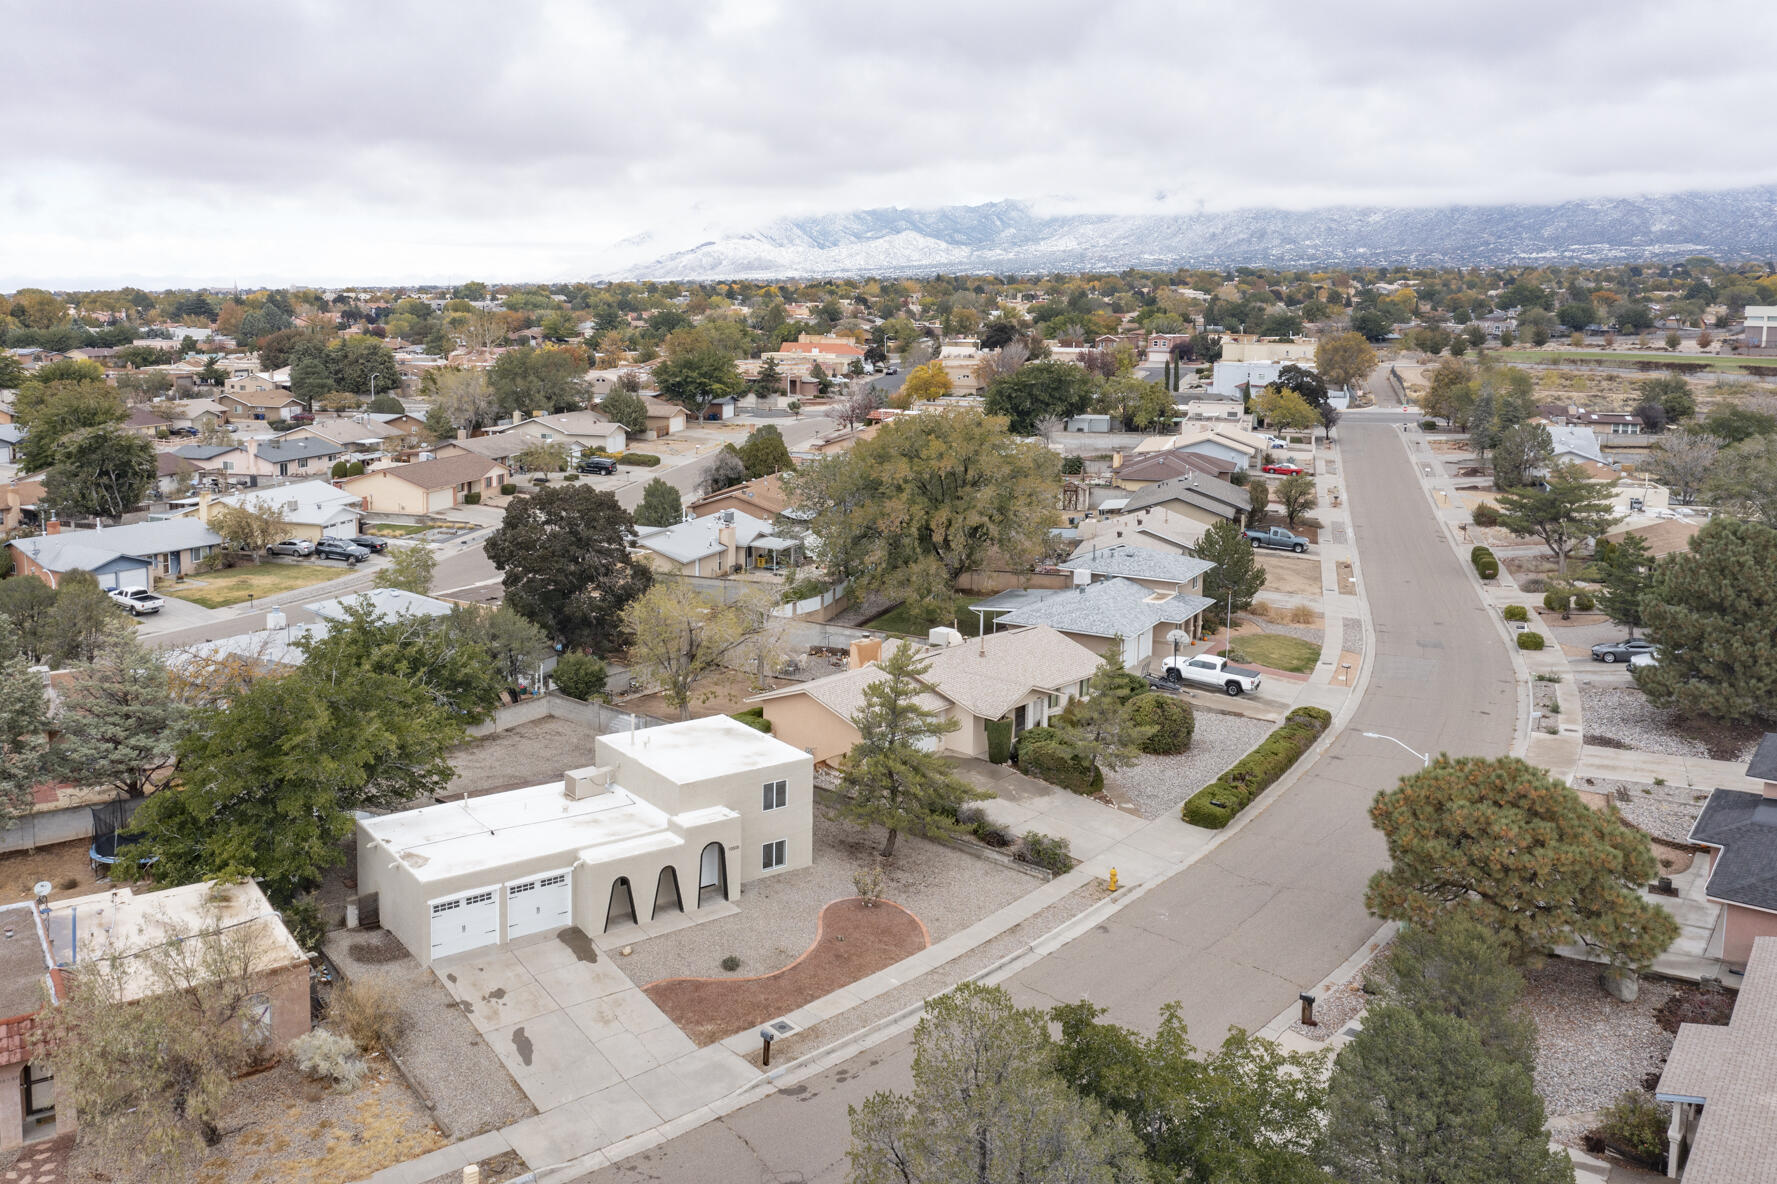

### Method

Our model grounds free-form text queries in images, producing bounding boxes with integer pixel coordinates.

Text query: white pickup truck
[1161,653,1262,696]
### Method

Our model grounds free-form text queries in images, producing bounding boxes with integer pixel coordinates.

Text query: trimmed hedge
[730,708,772,734]
[1180,705,1332,828]
[1018,738,1098,794]
[464,490,482,504]
[1543,587,1572,612]
[1130,693,1194,754]
[1517,632,1546,651]
[617,452,661,467]
[500,483,517,495]
[1502,604,1529,622]
[1470,545,1498,580]
[1420,419,1438,430]
[985,718,1013,765]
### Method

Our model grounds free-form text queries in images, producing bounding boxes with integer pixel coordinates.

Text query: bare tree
[833,380,884,430]
[209,497,291,564]
[1646,429,1720,504]
[424,367,498,431]
[620,580,779,719]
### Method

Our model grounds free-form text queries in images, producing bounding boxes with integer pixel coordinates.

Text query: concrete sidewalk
[1576,745,1763,791]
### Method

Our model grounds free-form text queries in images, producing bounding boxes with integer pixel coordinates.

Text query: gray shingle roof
[998,577,1215,641]
[258,437,346,464]
[9,519,222,573]
[1121,474,1245,520]
[1059,544,1213,587]
[1747,734,1777,783]
[1690,788,1777,912]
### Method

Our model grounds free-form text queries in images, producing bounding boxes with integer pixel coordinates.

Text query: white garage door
[108,567,151,591]
[428,887,499,961]
[505,869,572,941]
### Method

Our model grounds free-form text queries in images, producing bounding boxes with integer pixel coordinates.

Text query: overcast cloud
[4,0,1774,288]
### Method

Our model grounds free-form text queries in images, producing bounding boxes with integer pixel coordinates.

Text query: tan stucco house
[341,454,510,514]
[1686,734,1777,971]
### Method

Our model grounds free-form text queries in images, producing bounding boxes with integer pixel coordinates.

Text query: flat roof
[597,714,809,785]
[360,781,704,885]
[0,903,54,1019]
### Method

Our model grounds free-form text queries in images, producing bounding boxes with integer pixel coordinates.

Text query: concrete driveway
[433,928,758,1165]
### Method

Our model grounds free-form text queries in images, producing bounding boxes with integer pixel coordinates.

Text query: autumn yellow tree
[1314,331,1378,391]
[894,360,952,408]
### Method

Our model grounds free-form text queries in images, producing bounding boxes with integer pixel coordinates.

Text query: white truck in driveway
[1161,654,1262,696]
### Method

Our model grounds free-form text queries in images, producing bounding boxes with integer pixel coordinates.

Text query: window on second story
[763,779,787,811]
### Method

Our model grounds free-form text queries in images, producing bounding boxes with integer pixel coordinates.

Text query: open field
[1493,349,1777,375]
[168,561,346,608]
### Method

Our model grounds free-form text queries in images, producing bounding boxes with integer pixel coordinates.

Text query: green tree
[736,424,794,479]
[52,631,185,799]
[1248,476,1270,521]
[326,336,401,398]
[1637,517,1777,725]
[49,570,126,665]
[1055,642,1153,781]
[1374,915,1536,1065]
[1704,434,1777,525]
[1638,374,1695,422]
[634,477,684,527]
[1701,403,1777,444]
[209,497,290,564]
[0,622,50,828]
[654,330,744,419]
[372,543,437,594]
[703,446,747,493]
[1051,1002,1327,1184]
[786,411,1060,621]
[127,669,461,904]
[0,578,58,665]
[1419,359,1476,428]
[837,641,985,857]
[43,425,156,521]
[0,352,27,389]
[448,603,552,692]
[484,484,652,651]
[1315,332,1378,391]
[599,387,649,434]
[1195,519,1267,615]
[1490,422,1553,490]
[1256,387,1321,436]
[1595,532,1654,637]
[621,580,775,721]
[367,392,404,415]
[289,354,331,410]
[17,379,127,470]
[1274,473,1317,528]
[550,652,607,700]
[490,346,585,415]
[1321,1005,1572,1184]
[848,982,1151,1184]
[300,599,499,725]
[983,361,1095,434]
[1365,755,1676,967]
[1557,301,1595,332]
[1495,462,1618,576]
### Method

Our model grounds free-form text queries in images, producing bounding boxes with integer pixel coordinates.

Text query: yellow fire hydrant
[1107,867,1119,892]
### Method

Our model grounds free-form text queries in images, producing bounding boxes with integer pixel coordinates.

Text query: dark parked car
[578,455,618,475]
[1591,638,1656,664]
[313,538,370,564]
[348,535,389,553]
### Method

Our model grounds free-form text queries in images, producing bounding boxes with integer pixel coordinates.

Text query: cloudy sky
[5,0,1774,289]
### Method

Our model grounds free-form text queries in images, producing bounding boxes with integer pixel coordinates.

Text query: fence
[466,691,670,738]
[773,580,849,619]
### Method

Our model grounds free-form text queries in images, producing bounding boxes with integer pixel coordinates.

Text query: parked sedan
[1261,462,1306,476]
[266,538,315,557]
[1591,638,1656,664]
[348,535,389,553]
[313,538,370,564]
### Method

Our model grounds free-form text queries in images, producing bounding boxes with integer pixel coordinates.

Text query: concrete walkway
[1576,744,1764,792]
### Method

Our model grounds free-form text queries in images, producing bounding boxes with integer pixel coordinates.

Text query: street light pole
[1360,731,1430,767]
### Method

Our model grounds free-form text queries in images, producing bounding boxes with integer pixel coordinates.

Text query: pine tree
[1195,518,1267,616]
[1056,641,1153,780]
[1595,532,1654,637]
[52,631,185,800]
[1495,461,1618,577]
[1638,517,1777,725]
[0,622,50,828]
[634,478,684,527]
[837,642,986,857]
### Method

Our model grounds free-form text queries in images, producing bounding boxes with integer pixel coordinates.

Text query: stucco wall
[1723,904,1777,969]
[342,471,427,515]
[758,695,860,764]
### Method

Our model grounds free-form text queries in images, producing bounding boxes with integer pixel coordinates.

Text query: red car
[1262,462,1305,476]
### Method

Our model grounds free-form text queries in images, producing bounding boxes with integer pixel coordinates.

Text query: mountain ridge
[597,187,1777,280]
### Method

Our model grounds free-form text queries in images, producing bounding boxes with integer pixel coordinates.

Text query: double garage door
[427,869,571,961]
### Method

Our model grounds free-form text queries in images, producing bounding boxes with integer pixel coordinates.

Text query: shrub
[617,451,661,466]
[553,652,608,701]
[1543,587,1572,612]
[985,718,1013,764]
[1180,706,1330,828]
[346,460,365,477]
[331,460,349,479]
[852,863,885,907]
[1017,738,1096,794]
[278,897,325,952]
[721,954,741,972]
[1502,604,1529,622]
[1129,693,1194,754]
[1517,631,1545,651]
[500,482,517,495]
[1019,832,1073,874]
[563,473,579,482]
[730,708,771,734]
[1591,1091,1669,1169]
[291,1030,368,1092]
[1519,575,1546,593]
[464,490,482,503]
[330,977,406,1054]
[1573,591,1596,612]
[1420,418,1438,430]
[1471,501,1499,527]
[1061,455,1084,475]
[1011,724,1060,758]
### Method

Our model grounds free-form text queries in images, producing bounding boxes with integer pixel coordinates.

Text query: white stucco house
[357,716,814,966]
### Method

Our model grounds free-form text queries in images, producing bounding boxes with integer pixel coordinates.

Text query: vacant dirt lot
[447,716,605,796]
[1255,553,1320,597]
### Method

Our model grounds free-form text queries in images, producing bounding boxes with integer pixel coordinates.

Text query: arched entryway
[605,877,637,932]
[698,842,728,907]
[653,866,683,919]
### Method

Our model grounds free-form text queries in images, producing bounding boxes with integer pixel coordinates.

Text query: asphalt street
[576,412,1522,1183]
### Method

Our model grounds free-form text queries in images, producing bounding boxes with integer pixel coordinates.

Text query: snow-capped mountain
[598,188,1777,280]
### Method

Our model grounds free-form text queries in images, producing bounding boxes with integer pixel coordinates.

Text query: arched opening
[698,842,728,907]
[652,866,683,919]
[605,877,636,932]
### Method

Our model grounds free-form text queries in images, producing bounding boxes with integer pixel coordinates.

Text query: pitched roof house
[1686,734,1777,971]
[1119,473,1248,527]
[633,509,802,575]
[181,480,364,542]
[7,518,223,590]
[687,473,792,521]
[989,575,1215,671]
[490,410,628,455]
[339,455,510,515]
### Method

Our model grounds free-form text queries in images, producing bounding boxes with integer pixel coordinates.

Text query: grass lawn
[1227,632,1321,673]
[1491,349,1775,374]
[365,522,432,536]
[169,561,346,608]
[865,600,993,638]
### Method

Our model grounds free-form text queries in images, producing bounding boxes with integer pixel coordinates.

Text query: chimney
[718,523,737,568]
[564,765,616,801]
[848,638,882,669]
[266,608,286,632]
[46,520,61,535]
[457,428,467,440]
[197,488,213,519]
[1074,567,1091,591]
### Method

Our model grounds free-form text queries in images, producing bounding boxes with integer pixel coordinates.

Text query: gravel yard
[1521,958,1677,1118]
[323,929,535,1138]
[1533,677,1561,725]
[1341,618,1363,654]
[615,804,1040,987]
[1579,682,1763,763]
[1105,712,1276,819]
[447,716,604,797]
[1580,778,1712,846]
